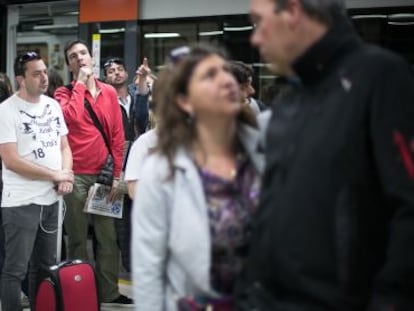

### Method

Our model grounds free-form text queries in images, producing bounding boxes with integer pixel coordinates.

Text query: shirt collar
[292,17,362,86]
[118,94,131,105]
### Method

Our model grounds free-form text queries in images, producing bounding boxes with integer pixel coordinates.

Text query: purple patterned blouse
[197,151,261,295]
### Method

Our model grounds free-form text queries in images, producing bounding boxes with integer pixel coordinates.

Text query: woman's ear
[176,94,194,115]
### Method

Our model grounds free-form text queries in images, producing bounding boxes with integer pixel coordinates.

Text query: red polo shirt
[55,79,124,178]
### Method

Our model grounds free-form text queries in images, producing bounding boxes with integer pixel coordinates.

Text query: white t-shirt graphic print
[0,94,69,207]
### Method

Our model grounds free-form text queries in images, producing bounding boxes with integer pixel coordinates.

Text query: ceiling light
[99,28,126,34]
[388,21,414,25]
[223,26,253,31]
[388,13,414,25]
[351,14,387,20]
[252,63,267,67]
[144,33,180,39]
[33,23,77,30]
[199,31,223,36]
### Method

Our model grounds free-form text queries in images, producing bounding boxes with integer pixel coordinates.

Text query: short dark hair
[63,39,91,65]
[274,0,346,26]
[229,61,253,85]
[47,68,64,98]
[14,51,42,77]
[103,57,126,76]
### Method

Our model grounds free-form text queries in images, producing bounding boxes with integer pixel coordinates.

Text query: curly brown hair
[154,43,256,174]
[0,72,12,102]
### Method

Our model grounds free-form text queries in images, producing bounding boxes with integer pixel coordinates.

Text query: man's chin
[263,62,282,75]
[112,81,126,87]
[265,62,292,77]
[259,53,281,73]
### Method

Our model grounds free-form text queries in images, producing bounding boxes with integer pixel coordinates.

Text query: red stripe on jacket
[393,130,414,180]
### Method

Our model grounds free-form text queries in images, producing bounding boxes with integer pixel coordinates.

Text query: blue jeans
[1,202,58,311]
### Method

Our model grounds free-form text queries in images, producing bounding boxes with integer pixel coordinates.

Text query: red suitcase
[35,260,99,311]
[35,198,100,311]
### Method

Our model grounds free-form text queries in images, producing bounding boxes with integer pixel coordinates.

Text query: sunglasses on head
[17,51,40,65]
[168,46,191,65]
[103,58,124,69]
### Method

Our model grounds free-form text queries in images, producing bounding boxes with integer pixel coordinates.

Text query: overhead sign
[80,0,138,23]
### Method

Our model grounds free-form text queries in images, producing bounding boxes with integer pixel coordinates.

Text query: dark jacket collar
[292,17,362,86]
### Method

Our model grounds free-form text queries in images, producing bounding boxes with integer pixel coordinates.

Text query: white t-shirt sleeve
[124,138,148,182]
[124,130,157,182]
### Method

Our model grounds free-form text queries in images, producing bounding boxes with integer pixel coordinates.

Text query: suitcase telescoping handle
[56,196,64,263]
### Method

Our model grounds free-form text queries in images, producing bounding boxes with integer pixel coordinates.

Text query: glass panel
[15,1,79,84]
[0,5,5,72]
[139,16,268,103]
[350,10,414,65]
[386,16,414,64]
[198,21,223,45]
[99,21,126,66]
[141,22,197,72]
[222,16,255,62]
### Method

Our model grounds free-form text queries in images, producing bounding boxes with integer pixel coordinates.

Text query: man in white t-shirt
[0,51,73,310]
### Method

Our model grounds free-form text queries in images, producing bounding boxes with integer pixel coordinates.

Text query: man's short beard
[111,80,127,88]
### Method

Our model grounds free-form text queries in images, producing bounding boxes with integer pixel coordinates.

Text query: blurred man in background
[236,0,414,310]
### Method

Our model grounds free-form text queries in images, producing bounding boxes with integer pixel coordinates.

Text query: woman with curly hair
[132,44,265,311]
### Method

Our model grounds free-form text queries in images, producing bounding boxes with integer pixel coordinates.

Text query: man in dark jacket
[103,57,149,141]
[236,0,414,310]
[103,57,150,273]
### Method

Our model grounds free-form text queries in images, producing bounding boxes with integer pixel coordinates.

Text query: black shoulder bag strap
[64,84,112,155]
[84,101,112,155]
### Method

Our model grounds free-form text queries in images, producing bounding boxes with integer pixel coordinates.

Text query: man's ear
[176,94,194,115]
[68,65,74,74]
[15,76,24,89]
[280,0,303,30]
